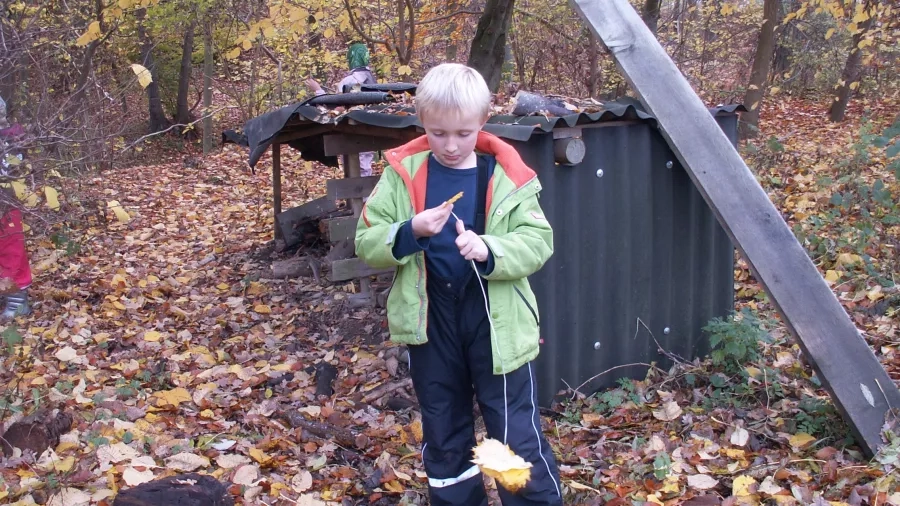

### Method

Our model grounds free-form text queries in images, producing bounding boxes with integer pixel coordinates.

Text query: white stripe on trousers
[529,362,561,498]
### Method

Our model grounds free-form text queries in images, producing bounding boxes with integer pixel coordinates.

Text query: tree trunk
[175,20,197,127]
[467,0,516,92]
[202,24,214,154]
[739,0,779,139]
[588,32,600,98]
[642,0,661,35]
[137,9,171,133]
[828,2,875,123]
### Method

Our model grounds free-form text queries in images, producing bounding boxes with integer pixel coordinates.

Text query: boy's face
[421,110,487,169]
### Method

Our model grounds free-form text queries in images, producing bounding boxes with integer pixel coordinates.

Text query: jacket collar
[384,131,536,214]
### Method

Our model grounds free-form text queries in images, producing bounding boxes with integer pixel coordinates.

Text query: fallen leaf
[731,427,750,447]
[47,487,91,506]
[54,346,79,363]
[249,448,271,464]
[155,387,191,407]
[733,475,758,497]
[652,401,683,421]
[291,470,313,492]
[97,443,141,470]
[688,474,719,491]
[758,476,783,496]
[788,432,816,449]
[232,465,260,486]
[165,452,210,472]
[123,466,155,486]
[143,331,162,342]
[216,454,251,469]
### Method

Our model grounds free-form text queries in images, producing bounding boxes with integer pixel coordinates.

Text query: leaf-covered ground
[1,97,898,506]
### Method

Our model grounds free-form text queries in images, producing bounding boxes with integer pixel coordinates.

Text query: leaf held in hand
[471,438,532,493]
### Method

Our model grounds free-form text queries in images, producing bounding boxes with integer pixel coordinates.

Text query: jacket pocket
[513,285,539,327]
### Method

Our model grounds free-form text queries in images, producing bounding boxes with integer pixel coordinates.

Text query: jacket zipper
[513,285,539,327]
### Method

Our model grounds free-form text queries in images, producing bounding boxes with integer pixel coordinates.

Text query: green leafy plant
[704,308,770,374]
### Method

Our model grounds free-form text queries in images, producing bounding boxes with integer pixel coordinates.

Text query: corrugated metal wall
[510,115,738,406]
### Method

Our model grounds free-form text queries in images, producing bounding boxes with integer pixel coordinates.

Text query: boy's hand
[411,203,453,238]
[455,219,489,262]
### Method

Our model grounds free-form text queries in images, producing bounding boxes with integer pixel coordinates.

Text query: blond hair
[415,63,491,121]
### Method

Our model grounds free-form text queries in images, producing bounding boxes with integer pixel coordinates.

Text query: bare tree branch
[343,0,389,46]
[418,9,482,25]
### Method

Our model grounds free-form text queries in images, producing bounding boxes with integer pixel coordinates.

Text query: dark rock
[112,473,233,506]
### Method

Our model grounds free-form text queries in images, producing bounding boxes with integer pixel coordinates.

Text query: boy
[355,63,562,505]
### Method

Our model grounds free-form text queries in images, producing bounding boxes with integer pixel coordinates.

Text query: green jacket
[355,131,553,374]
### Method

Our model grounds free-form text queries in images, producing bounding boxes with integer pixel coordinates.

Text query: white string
[452,210,508,444]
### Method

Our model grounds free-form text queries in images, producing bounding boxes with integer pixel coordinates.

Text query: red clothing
[0,209,31,290]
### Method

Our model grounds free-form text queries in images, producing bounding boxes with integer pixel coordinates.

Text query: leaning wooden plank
[323,133,407,157]
[326,176,379,201]
[569,0,900,457]
[323,216,359,242]
[276,196,339,248]
[329,258,394,282]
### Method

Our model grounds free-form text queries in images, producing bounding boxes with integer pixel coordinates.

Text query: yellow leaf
[733,475,758,496]
[398,65,412,76]
[76,21,101,47]
[825,270,840,283]
[107,200,130,223]
[10,179,27,200]
[788,432,816,449]
[225,47,241,60]
[144,331,161,342]
[849,81,859,90]
[216,283,230,290]
[156,387,191,407]
[836,253,861,268]
[770,86,781,94]
[324,27,335,38]
[720,3,735,15]
[119,0,134,8]
[383,480,404,492]
[249,447,271,464]
[471,438,532,493]
[647,493,665,506]
[52,456,76,472]
[242,39,252,50]
[825,28,835,40]
[131,63,153,89]
[867,285,884,301]
[254,304,272,314]
[44,186,61,210]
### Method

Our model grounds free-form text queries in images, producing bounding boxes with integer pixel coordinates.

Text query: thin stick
[571,362,665,399]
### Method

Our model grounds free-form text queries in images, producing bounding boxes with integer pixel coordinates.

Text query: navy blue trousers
[407,271,563,505]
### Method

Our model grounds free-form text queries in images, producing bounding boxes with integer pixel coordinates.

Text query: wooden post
[272,143,282,240]
[570,0,900,456]
[343,153,371,300]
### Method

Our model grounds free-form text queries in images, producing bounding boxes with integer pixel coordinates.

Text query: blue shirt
[392,154,495,279]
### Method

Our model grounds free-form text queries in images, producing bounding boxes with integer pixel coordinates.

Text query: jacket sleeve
[480,191,553,281]
[354,168,415,269]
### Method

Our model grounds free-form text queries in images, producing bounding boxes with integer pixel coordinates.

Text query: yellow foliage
[471,438,532,493]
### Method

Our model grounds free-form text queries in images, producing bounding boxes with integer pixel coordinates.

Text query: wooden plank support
[326,176,379,201]
[570,0,900,456]
[329,258,394,282]
[276,196,339,248]
[272,143,282,240]
[323,133,406,157]
[323,216,358,242]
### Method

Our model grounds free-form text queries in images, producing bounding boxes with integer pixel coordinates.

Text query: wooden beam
[323,216,358,242]
[570,0,900,457]
[329,258,394,282]
[323,133,407,157]
[326,176,379,201]
[272,143,282,240]
[276,196,339,248]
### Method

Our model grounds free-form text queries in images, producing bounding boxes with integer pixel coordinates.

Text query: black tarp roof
[222,91,744,169]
